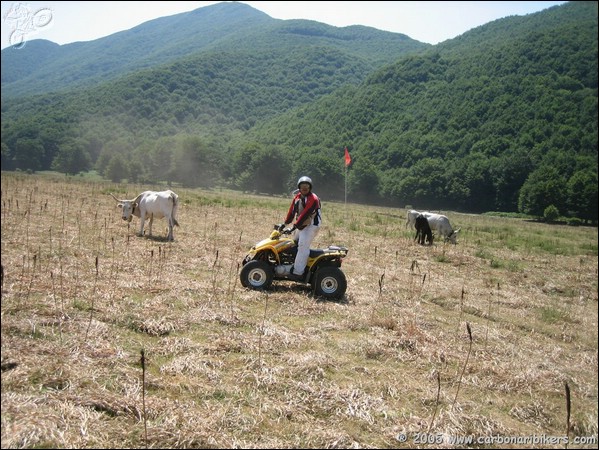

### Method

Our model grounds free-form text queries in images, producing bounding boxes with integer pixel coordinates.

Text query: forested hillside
[1,2,425,98]
[1,1,597,222]
[247,1,597,222]
[0,3,275,97]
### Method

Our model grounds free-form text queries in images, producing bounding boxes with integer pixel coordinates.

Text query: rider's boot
[288,266,304,281]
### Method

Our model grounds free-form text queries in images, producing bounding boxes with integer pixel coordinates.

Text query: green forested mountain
[1,1,597,222]
[1,2,426,98]
[0,2,274,96]
[246,1,597,220]
[0,1,428,184]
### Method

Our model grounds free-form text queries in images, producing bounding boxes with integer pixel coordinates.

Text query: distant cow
[424,213,460,244]
[111,190,179,241]
[407,210,460,244]
[414,214,433,245]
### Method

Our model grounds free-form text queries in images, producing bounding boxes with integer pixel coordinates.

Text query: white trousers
[293,224,320,274]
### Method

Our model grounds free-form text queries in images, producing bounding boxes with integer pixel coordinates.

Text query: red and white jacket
[285,192,321,229]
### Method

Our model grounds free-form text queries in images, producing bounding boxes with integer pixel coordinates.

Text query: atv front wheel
[240,260,274,290]
[312,266,347,299]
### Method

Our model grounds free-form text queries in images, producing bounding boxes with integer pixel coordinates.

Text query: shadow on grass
[270,282,349,304]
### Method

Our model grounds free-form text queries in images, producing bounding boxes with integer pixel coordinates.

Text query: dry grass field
[1,172,597,449]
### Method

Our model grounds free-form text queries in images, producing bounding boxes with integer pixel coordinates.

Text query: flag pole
[344,163,347,216]
[343,146,351,218]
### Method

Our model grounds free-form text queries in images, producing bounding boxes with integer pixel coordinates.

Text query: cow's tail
[170,193,180,228]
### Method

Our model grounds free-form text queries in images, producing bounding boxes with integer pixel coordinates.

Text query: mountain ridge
[1,1,428,98]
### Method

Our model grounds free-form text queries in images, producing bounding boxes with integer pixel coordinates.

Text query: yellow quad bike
[240,224,349,299]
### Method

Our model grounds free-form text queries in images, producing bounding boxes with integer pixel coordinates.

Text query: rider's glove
[282,224,296,234]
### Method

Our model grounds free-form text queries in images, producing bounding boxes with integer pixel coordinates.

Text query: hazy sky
[1,1,566,50]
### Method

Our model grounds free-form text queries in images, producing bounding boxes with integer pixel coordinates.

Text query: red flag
[344,147,352,167]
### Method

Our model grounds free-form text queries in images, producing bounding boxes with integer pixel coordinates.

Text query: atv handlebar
[275,224,294,235]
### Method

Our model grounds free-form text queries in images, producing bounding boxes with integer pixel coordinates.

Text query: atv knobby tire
[312,266,346,299]
[240,260,274,290]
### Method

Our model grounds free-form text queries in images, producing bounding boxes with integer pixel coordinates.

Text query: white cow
[406,209,421,228]
[111,190,179,241]
[406,210,460,244]
[425,213,460,244]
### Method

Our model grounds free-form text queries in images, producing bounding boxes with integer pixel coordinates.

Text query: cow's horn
[110,193,122,202]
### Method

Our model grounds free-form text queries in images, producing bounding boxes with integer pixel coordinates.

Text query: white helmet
[297,176,312,189]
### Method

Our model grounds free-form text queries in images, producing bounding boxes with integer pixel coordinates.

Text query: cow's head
[445,228,460,244]
[111,193,136,222]
[119,201,137,222]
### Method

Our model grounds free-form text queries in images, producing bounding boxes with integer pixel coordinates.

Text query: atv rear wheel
[312,266,347,299]
[240,260,274,290]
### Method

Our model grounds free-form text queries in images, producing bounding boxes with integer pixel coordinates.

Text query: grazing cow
[111,190,179,241]
[423,213,460,244]
[407,210,460,244]
[414,214,433,245]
